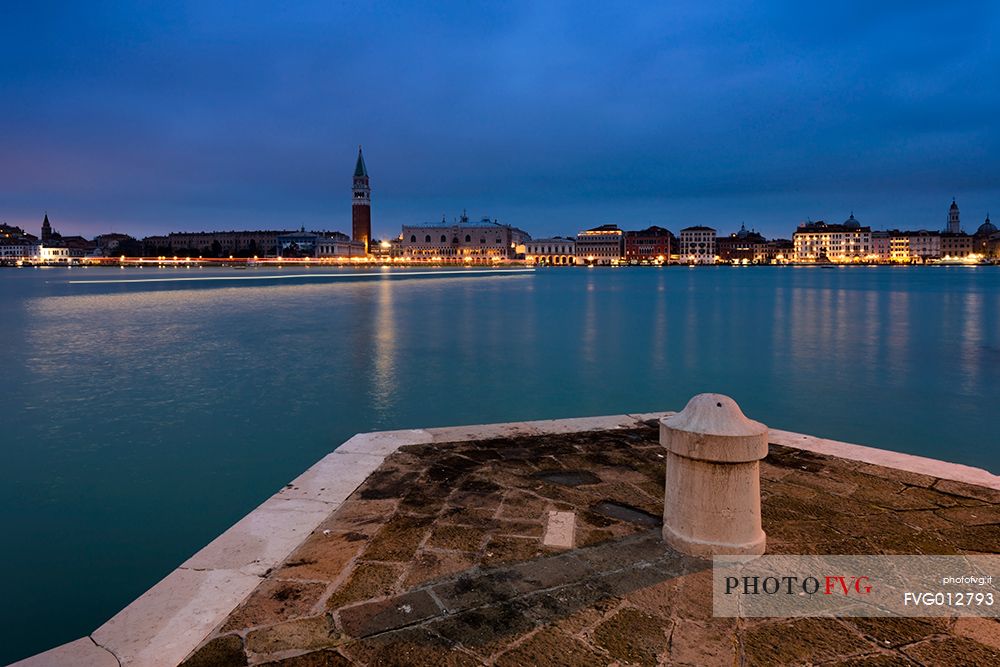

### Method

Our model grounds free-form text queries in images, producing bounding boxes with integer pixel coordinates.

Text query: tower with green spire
[352,146,371,253]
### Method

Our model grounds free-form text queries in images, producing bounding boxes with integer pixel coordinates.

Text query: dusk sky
[2,1,999,240]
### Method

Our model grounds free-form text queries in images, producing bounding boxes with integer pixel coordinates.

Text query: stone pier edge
[12,412,999,667]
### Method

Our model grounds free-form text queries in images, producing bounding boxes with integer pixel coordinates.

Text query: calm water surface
[1,265,998,661]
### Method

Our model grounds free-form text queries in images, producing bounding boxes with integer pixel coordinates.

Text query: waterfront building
[678,226,717,264]
[575,224,625,265]
[716,224,768,264]
[888,232,910,263]
[524,237,576,265]
[940,232,974,259]
[0,241,39,264]
[792,215,872,263]
[871,231,891,263]
[906,230,941,264]
[398,212,530,262]
[276,230,365,258]
[764,238,794,264]
[38,246,72,264]
[624,226,673,264]
[142,230,292,257]
[973,214,997,256]
[352,146,372,254]
[947,198,961,234]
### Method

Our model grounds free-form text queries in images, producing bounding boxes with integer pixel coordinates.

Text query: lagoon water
[1,264,998,662]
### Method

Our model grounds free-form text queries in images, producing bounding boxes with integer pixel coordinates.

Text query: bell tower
[352,146,371,253]
[947,198,961,234]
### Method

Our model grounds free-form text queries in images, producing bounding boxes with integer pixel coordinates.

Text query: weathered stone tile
[952,617,1000,651]
[843,617,949,648]
[855,462,938,488]
[822,653,915,666]
[403,550,479,588]
[937,523,1000,553]
[895,509,957,532]
[339,590,442,638]
[319,498,396,535]
[741,618,873,665]
[494,627,608,667]
[425,523,491,552]
[326,562,404,610]
[592,607,668,667]
[179,634,247,667]
[667,619,738,667]
[343,626,480,667]
[482,534,543,567]
[221,579,327,633]
[353,465,422,501]
[432,569,520,612]
[257,649,352,666]
[934,504,1000,526]
[497,490,549,520]
[933,479,1000,503]
[245,615,340,656]
[427,600,537,657]
[363,515,434,561]
[902,636,1000,666]
[505,553,593,593]
[272,530,368,582]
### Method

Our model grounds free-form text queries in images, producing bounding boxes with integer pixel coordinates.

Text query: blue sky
[2,1,998,239]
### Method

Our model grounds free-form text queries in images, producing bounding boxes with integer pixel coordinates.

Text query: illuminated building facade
[940,232,974,259]
[575,225,624,265]
[398,212,530,262]
[716,224,768,264]
[678,226,717,264]
[972,214,996,256]
[624,226,673,264]
[792,215,871,263]
[525,238,576,265]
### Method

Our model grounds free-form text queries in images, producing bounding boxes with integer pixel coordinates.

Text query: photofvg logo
[712,555,1000,618]
[724,574,872,597]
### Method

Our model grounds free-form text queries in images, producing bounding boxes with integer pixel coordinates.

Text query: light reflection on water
[1,265,999,662]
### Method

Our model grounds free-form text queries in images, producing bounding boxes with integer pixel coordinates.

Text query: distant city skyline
[2,2,999,239]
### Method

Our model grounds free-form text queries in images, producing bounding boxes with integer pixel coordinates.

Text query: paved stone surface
[182,423,1000,666]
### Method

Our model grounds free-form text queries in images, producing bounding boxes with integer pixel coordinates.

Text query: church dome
[843,213,861,229]
[976,216,997,236]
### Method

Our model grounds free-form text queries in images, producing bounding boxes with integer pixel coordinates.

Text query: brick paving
[181,423,1000,666]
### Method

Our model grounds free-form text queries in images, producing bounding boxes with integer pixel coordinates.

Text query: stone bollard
[660,393,768,557]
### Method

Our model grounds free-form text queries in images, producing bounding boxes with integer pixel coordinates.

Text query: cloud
[1,1,998,238]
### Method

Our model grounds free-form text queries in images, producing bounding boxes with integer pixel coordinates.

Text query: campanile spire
[352,146,371,252]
